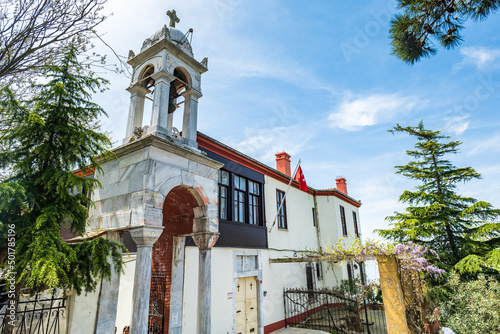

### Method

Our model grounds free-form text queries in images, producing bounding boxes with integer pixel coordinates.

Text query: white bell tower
[124,9,208,148]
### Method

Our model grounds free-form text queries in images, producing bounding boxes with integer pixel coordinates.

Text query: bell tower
[124,9,208,148]
[87,10,222,334]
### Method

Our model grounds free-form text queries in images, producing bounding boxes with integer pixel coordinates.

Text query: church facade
[65,14,363,334]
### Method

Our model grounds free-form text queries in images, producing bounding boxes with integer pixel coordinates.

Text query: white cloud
[209,37,330,93]
[231,125,313,164]
[443,114,470,135]
[459,47,500,71]
[328,92,418,131]
[467,134,500,155]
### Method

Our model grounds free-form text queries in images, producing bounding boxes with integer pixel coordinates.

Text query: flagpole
[268,159,301,233]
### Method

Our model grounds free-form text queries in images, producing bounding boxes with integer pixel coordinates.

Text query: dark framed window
[359,263,366,284]
[316,262,323,280]
[347,263,353,284]
[352,211,359,237]
[276,190,287,229]
[306,265,314,290]
[248,180,260,225]
[340,205,347,236]
[217,170,263,226]
[233,175,247,223]
[218,170,229,220]
[312,208,317,227]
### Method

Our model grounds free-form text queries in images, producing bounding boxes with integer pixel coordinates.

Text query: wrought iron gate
[283,288,387,334]
[0,289,66,334]
[148,271,167,334]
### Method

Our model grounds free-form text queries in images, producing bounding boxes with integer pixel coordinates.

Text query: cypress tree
[378,121,500,276]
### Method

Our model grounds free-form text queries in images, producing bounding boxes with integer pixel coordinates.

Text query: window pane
[240,177,246,191]
[221,198,227,219]
[239,202,245,222]
[234,176,240,189]
[221,171,229,185]
[249,207,253,224]
[276,190,287,229]
[221,187,227,198]
[234,190,238,218]
[340,206,347,236]
[249,181,258,195]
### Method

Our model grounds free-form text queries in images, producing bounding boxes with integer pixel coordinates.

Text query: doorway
[235,276,259,334]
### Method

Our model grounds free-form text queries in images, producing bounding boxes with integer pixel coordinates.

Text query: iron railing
[284,288,387,334]
[148,271,167,334]
[0,290,66,334]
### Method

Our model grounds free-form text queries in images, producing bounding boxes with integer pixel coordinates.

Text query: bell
[168,100,177,114]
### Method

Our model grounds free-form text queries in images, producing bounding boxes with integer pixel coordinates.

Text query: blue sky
[93,0,500,242]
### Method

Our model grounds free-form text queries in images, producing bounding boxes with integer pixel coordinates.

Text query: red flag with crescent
[294,166,308,191]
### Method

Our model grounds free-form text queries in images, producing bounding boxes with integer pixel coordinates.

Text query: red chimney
[275,152,291,176]
[336,177,348,195]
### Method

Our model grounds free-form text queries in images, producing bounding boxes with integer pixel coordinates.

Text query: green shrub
[438,271,500,334]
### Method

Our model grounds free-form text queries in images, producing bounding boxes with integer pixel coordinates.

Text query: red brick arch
[151,186,201,334]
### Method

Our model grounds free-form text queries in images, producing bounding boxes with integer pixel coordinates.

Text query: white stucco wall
[68,254,136,334]
[115,255,136,332]
[210,248,238,334]
[182,246,199,334]
[315,196,362,249]
[264,176,319,251]
[177,245,350,333]
[67,282,101,334]
[260,250,307,327]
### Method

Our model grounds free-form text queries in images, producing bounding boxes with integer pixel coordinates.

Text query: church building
[66,11,363,334]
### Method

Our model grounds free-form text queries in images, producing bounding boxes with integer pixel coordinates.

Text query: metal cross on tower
[167,9,180,28]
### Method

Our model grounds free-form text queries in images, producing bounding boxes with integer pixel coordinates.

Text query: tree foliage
[0,0,108,84]
[390,0,500,64]
[438,271,500,333]
[378,122,500,276]
[0,43,124,293]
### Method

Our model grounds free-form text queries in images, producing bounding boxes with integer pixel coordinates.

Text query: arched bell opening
[138,65,155,127]
[169,67,191,130]
[139,65,156,89]
[149,186,202,334]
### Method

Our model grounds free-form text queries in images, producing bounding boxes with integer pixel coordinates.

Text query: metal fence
[0,290,66,334]
[148,271,167,334]
[284,288,387,334]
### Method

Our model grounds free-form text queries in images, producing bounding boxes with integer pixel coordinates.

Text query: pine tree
[378,122,500,275]
[0,43,125,293]
[390,0,500,64]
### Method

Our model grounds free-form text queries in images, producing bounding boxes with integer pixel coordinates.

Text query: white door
[235,276,258,334]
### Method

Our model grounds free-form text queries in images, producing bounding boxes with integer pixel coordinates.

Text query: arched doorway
[149,186,200,334]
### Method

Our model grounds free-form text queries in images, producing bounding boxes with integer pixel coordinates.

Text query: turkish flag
[294,166,308,191]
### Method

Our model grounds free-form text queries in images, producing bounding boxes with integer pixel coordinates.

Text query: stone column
[192,232,219,334]
[94,231,122,333]
[150,70,175,137]
[168,237,186,334]
[167,111,174,131]
[129,226,164,334]
[181,89,203,147]
[124,84,150,144]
